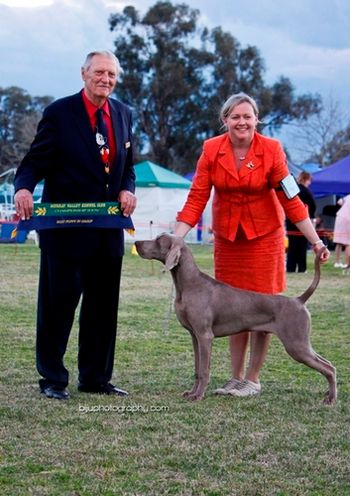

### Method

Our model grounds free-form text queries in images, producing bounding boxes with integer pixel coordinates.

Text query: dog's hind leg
[313,352,337,403]
[283,343,337,405]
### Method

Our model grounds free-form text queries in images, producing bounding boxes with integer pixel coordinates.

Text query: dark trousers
[286,234,308,273]
[36,250,123,389]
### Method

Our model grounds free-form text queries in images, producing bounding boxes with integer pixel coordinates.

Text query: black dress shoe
[41,386,70,400]
[78,382,128,396]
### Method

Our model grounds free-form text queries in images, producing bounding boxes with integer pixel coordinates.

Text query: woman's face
[225,102,258,144]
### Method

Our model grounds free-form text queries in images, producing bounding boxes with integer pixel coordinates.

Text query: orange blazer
[177,132,308,241]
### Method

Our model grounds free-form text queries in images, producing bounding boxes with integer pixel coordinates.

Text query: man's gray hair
[220,93,259,127]
[82,50,123,76]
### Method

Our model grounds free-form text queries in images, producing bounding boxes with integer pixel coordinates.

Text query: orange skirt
[214,226,286,294]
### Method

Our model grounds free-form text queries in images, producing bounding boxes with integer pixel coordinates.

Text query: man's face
[81,54,118,105]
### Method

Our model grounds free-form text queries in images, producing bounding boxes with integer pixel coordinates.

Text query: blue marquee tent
[310,155,350,198]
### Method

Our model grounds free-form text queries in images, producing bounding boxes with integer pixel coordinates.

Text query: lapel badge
[246,161,254,170]
[96,132,106,146]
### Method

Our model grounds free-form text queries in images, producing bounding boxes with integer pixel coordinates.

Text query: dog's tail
[297,247,325,304]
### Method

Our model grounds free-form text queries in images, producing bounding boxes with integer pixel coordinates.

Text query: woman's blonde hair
[220,93,259,128]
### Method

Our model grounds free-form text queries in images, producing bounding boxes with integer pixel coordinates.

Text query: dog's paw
[184,392,204,402]
[323,390,336,406]
[182,386,198,398]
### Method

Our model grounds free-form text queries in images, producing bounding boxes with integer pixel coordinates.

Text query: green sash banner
[17,202,134,231]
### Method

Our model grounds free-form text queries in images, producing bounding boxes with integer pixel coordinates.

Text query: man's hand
[14,189,33,220]
[118,190,136,217]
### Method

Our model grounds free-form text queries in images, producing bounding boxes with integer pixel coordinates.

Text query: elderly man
[14,50,136,400]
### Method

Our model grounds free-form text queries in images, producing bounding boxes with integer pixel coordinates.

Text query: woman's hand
[313,241,330,263]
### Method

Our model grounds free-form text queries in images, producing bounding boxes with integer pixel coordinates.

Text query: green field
[1,242,349,495]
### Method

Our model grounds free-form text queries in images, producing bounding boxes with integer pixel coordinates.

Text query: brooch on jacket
[246,161,254,170]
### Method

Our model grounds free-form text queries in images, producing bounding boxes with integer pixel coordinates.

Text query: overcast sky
[1,0,349,107]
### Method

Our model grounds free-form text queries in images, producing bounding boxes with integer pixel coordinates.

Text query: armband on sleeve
[277,174,300,199]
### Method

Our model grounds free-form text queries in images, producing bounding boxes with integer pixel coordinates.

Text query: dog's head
[135,233,184,270]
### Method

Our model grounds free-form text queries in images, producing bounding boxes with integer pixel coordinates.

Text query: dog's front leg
[185,333,213,401]
[183,332,199,399]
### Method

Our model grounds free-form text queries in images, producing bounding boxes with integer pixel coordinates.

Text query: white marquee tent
[127,161,212,243]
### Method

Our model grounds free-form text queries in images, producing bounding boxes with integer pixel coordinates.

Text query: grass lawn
[0,241,349,495]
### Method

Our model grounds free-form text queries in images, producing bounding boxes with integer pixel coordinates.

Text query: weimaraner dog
[135,233,337,405]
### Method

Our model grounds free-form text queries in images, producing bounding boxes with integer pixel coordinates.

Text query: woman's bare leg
[245,332,272,383]
[229,332,250,380]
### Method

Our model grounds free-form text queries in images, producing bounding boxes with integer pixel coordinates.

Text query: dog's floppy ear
[165,244,182,270]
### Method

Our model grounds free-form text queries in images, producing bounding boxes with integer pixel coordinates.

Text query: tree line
[0,87,52,176]
[1,1,349,177]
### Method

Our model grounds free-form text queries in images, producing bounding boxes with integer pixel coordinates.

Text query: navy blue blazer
[14,91,135,257]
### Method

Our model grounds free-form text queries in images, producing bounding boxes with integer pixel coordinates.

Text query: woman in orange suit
[175,93,329,397]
